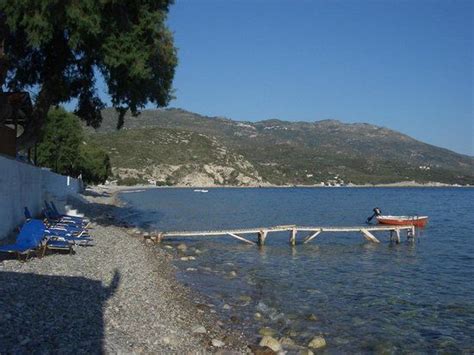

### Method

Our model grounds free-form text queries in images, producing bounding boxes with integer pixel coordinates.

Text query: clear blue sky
[160,0,472,155]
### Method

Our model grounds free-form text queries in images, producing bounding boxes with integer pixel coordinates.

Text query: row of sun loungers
[0,201,92,261]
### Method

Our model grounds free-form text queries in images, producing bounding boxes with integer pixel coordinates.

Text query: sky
[158,0,472,156]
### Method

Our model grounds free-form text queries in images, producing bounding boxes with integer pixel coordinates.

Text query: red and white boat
[376,215,428,228]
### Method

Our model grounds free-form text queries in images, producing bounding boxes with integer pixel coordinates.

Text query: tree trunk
[0,12,7,89]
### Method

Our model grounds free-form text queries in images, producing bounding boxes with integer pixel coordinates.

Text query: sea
[118,187,474,353]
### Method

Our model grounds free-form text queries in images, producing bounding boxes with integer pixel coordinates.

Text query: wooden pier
[150,224,416,246]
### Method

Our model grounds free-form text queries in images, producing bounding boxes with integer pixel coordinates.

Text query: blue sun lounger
[23,207,92,246]
[0,220,71,260]
[25,207,90,236]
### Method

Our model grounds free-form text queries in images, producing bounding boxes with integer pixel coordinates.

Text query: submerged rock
[254,312,262,320]
[307,314,318,321]
[258,327,277,337]
[279,337,295,346]
[308,336,326,349]
[177,243,187,252]
[259,336,282,352]
[229,271,237,277]
[239,295,252,303]
[223,304,232,310]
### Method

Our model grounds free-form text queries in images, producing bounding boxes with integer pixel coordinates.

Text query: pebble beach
[0,187,250,354]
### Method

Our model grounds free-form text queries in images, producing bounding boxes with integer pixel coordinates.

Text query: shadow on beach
[0,270,120,353]
[66,193,163,231]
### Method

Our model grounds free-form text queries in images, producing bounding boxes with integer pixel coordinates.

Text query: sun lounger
[24,207,90,238]
[0,220,72,260]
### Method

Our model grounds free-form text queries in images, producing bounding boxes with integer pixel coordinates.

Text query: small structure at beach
[149,224,416,246]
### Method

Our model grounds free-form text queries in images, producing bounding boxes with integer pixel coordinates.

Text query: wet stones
[308,335,326,349]
[176,243,187,252]
[259,336,282,352]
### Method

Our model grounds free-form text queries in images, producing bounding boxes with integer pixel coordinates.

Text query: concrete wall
[0,154,82,240]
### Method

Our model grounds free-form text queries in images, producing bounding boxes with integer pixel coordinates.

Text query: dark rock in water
[306,313,318,321]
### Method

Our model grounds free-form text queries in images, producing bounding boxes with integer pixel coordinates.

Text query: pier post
[289,228,297,246]
[156,232,163,244]
[257,230,268,246]
[395,229,401,244]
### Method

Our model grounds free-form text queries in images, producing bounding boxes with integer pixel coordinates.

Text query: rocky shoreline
[0,187,250,353]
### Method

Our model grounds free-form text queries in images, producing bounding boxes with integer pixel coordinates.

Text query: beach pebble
[259,327,277,337]
[177,243,187,252]
[308,336,326,349]
[164,245,174,249]
[211,339,225,347]
[259,336,282,352]
[192,325,207,334]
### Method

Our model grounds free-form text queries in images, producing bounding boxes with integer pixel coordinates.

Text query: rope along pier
[148,224,417,246]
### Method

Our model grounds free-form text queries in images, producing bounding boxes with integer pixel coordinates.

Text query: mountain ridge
[84,108,474,186]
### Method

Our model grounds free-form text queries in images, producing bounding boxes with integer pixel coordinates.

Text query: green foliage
[0,0,177,147]
[37,108,83,176]
[116,176,148,186]
[78,143,111,185]
[37,107,111,184]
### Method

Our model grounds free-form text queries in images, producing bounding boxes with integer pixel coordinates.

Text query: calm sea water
[119,188,474,353]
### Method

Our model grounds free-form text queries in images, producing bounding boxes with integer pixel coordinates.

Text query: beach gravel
[0,188,249,353]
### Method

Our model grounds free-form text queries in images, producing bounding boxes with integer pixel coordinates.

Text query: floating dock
[150,224,416,246]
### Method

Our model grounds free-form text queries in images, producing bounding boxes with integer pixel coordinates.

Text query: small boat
[376,215,428,228]
[193,189,209,193]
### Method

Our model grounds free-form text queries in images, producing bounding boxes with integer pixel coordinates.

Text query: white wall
[0,155,82,240]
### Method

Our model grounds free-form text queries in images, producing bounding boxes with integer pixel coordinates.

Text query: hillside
[85,108,474,186]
